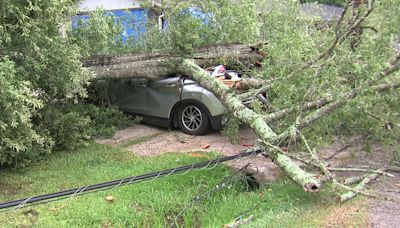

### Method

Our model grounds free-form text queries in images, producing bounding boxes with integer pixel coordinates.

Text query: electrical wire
[0,149,261,212]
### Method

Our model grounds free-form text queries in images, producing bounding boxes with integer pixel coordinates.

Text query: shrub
[0,1,141,167]
[36,103,140,151]
[0,59,52,167]
[36,105,91,151]
[66,104,141,138]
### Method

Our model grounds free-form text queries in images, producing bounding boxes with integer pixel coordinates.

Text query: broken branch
[344,175,368,185]
[178,59,322,192]
[339,172,380,203]
[85,43,265,80]
[223,215,255,228]
[328,167,395,178]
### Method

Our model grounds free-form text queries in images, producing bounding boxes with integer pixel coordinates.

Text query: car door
[146,76,181,118]
[107,78,148,114]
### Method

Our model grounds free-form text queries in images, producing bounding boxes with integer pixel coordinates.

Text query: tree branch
[284,0,375,80]
[178,59,322,192]
[339,172,380,203]
[85,43,265,80]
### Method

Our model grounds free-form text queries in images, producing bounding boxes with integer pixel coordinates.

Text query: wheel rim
[181,105,203,131]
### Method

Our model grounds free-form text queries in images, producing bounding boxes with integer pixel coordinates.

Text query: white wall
[78,0,141,11]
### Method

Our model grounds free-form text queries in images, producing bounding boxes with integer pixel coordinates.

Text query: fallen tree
[83,0,399,202]
[83,43,265,80]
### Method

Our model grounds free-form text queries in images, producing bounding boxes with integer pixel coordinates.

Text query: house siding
[78,0,142,12]
[75,0,161,41]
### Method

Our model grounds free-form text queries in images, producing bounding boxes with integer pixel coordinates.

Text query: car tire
[177,103,210,135]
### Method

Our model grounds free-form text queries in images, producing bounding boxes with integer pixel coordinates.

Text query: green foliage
[68,104,141,138]
[222,116,241,144]
[137,0,260,53]
[0,59,52,167]
[0,0,95,166]
[71,8,124,56]
[0,1,137,166]
[257,0,400,147]
[37,105,91,151]
[37,104,140,151]
[0,0,92,99]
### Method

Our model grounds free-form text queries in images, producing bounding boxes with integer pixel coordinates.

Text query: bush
[0,59,52,167]
[37,105,91,151]
[67,104,140,138]
[71,8,124,57]
[0,1,142,167]
[37,103,140,151]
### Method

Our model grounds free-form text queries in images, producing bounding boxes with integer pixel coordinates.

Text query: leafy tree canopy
[0,0,135,166]
[1,0,399,167]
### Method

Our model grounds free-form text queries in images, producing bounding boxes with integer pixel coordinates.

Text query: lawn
[0,142,367,227]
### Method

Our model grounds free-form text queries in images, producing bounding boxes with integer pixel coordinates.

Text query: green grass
[0,142,365,227]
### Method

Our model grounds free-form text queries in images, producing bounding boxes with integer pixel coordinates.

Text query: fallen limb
[276,79,400,144]
[84,43,265,80]
[297,81,399,131]
[344,175,368,185]
[384,190,400,193]
[340,172,380,203]
[324,144,352,161]
[235,78,269,90]
[264,95,335,123]
[388,166,400,173]
[223,215,255,228]
[328,167,395,178]
[178,59,321,192]
[237,84,273,102]
[300,132,331,178]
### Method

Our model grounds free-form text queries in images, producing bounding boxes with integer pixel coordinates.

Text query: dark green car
[101,76,227,135]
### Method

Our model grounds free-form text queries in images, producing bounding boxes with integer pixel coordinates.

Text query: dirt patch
[97,125,281,183]
[227,155,282,184]
[318,136,394,169]
[318,136,400,228]
[367,175,400,228]
[0,181,22,195]
[95,124,166,145]
[320,201,368,227]
[126,127,257,156]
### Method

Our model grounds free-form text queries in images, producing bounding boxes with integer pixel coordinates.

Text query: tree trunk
[84,43,265,80]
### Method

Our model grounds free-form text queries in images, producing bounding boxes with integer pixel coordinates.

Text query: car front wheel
[178,104,210,135]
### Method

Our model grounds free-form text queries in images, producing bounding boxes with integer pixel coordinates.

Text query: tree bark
[177,59,321,193]
[84,43,265,80]
[340,172,380,203]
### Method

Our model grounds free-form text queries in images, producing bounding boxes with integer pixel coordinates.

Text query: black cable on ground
[0,149,261,211]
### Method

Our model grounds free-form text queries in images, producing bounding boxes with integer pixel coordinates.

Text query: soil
[0,182,21,196]
[318,136,400,228]
[126,127,257,156]
[97,124,400,227]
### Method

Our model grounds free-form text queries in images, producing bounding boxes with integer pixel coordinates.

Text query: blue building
[75,0,163,41]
